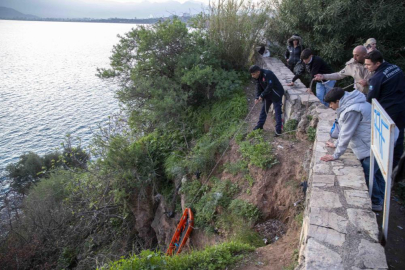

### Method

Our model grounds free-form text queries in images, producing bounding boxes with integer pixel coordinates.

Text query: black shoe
[275,130,282,137]
[253,125,263,131]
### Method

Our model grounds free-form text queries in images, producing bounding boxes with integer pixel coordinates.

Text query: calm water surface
[0,20,138,176]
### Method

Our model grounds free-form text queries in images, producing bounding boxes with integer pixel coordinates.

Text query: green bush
[307,127,316,142]
[238,130,277,169]
[267,0,405,70]
[284,119,298,134]
[99,241,254,270]
[185,178,240,228]
[193,0,271,70]
[228,199,261,223]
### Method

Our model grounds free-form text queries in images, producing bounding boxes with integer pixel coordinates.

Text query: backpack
[330,119,340,139]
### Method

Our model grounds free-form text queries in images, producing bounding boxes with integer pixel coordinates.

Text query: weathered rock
[344,190,371,208]
[312,175,335,187]
[347,209,379,241]
[305,239,344,269]
[309,189,342,209]
[354,239,388,269]
[308,225,345,246]
[309,208,348,234]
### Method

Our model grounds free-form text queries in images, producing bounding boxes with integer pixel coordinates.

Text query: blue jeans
[360,157,385,205]
[316,80,336,107]
[257,95,283,133]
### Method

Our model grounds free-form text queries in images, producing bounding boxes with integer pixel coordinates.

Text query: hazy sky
[111,0,209,3]
[0,0,207,18]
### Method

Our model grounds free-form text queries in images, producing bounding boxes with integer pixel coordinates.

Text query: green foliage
[98,18,246,133]
[307,126,316,142]
[6,137,88,195]
[228,199,261,223]
[223,160,249,176]
[183,178,240,228]
[192,0,271,70]
[6,152,44,195]
[238,129,277,169]
[267,0,405,70]
[100,241,254,270]
[284,119,298,134]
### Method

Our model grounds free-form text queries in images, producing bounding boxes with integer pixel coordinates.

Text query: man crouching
[320,87,385,211]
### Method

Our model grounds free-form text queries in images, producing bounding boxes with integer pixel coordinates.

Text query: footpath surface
[262,57,388,270]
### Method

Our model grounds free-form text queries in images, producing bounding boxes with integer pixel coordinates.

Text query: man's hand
[286,58,289,62]
[306,88,314,95]
[325,141,336,148]
[320,155,335,162]
[314,74,324,81]
[255,97,262,104]
[286,82,294,86]
[358,79,368,87]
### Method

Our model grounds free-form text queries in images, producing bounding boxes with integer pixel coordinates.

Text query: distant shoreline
[0,16,192,24]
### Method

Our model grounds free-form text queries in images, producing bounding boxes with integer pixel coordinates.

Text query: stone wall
[260,57,388,269]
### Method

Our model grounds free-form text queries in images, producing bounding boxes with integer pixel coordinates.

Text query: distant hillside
[0,6,39,19]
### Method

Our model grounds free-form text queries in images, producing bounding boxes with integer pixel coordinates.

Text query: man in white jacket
[314,46,371,94]
[320,87,384,211]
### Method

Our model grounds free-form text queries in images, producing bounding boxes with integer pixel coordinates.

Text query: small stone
[305,239,344,270]
[312,175,335,187]
[337,175,368,190]
[313,163,331,174]
[310,189,342,209]
[344,190,371,208]
[354,239,388,269]
[347,209,379,241]
[308,224,345,246]
[309,208,348,233]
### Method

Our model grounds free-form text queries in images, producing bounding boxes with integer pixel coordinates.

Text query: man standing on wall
[365,50,405,170]
[249,65,285,136]
[287,49,336,106]
[320,87,385,211]
[314,46,371,94]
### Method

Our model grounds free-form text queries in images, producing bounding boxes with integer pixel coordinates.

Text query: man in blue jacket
[365,50,405,170]
[249,65,285,136]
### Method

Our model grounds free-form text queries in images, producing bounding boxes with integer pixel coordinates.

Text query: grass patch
[307,126,316,142]
[238,129,277,169]
[99,241,255,270]
[284,119,298,136]
[181,178,240,229]
[223,160,249,176]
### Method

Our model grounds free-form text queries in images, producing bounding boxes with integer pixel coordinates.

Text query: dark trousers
[256,95,282,133]
[361,157,385,205]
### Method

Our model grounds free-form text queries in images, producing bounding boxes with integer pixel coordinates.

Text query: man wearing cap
[249,65,285,136]
[314,46,371,94]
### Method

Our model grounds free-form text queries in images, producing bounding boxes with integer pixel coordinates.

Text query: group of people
[249,36,405,211]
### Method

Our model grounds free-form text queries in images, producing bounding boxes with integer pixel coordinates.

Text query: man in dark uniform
[365,50,405,170]
[249,65,285,136]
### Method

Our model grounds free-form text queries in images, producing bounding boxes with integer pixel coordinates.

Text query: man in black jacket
[249,65,285,136]
[365,50,405,169]
[287,49,335,106]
